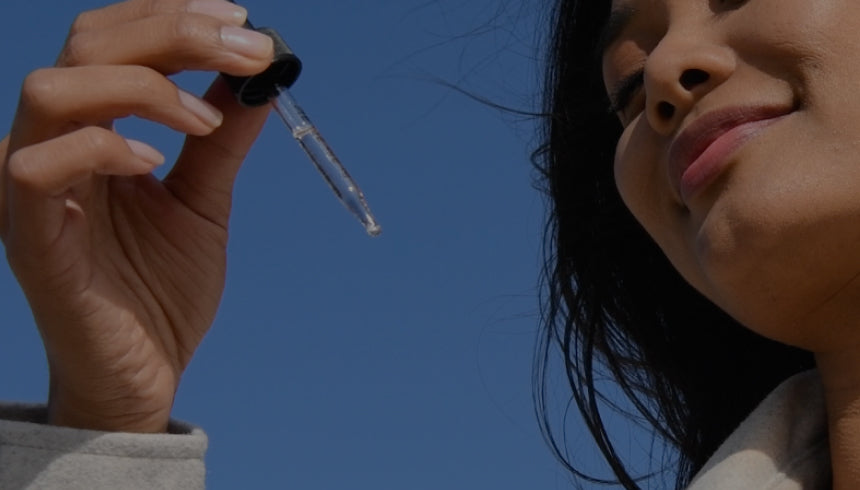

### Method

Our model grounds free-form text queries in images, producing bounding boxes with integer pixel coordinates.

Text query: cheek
[612,128,636,207]
[613,123,653,225]
[729,0,850,76]
[613,121,712,293]
[613,120,678,253]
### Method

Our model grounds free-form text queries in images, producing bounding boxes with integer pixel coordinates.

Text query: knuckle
[79,126,116,152]
[126,66,167,93]
[59,31,93,67]
[69,10,97,37]
[79,127,128,172]
[170,13,219,47]
[20,69,60,115]
[6,148,38,189]
[146,0,182,13]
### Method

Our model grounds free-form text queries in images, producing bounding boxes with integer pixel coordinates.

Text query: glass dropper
[271,87,381,236]
[220,11,381,236]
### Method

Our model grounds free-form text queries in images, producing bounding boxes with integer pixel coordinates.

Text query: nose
[644,31,736,134]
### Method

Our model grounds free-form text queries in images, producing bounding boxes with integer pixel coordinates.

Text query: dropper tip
[365,223,382,237]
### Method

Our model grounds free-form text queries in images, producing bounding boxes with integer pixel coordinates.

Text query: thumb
[164,76,270,227]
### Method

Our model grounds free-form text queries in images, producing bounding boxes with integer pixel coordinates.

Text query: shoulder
[686,370,830,490]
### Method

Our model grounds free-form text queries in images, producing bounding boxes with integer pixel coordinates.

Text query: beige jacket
[0,404,206,489]
[688,370,830,490]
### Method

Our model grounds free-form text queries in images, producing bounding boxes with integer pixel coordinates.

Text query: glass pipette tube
[271,87,382,237]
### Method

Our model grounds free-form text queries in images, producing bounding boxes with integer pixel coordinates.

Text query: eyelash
[608,69,645,114]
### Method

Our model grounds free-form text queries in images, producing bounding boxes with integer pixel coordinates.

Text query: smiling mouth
[668,106,793,204]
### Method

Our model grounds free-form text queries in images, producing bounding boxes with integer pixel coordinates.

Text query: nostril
[680,69,710,90]
[657,101,675,120]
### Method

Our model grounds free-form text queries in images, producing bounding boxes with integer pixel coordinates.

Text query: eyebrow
[595,5,638,57]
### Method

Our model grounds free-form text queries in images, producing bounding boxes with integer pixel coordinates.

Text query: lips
[668,106,792,204]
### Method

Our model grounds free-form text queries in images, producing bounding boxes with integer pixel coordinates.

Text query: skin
[601,0,860,487]
[0,0,275,433]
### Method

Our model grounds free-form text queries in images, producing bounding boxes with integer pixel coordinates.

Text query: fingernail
[126,140,165,166]
[178,89,224,128]
[187,0,247,24]
[220,25,273,59]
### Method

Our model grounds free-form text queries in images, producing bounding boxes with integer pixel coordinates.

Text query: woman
[0,0,850,489]
[537,0,856,488]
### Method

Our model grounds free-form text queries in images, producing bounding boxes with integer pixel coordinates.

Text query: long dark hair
[532,1,815,488]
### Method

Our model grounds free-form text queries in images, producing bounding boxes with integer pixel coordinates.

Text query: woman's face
[602,0,860,350]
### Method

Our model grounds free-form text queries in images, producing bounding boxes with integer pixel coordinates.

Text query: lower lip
[680,116,786,203]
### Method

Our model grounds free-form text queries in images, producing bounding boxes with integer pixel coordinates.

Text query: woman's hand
[0,0,276,433]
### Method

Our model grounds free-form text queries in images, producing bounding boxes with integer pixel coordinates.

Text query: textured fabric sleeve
[0,403,207,490]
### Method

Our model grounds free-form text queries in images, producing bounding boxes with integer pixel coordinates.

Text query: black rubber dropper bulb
[220,18,302,107]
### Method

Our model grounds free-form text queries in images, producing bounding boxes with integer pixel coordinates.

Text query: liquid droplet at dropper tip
[365,222,382,237]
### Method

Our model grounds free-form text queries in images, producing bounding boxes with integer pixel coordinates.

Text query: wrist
[47,378,173,433]
[47,403,171,433]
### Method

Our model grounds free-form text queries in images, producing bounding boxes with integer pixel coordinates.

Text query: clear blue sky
[0,1,654,488]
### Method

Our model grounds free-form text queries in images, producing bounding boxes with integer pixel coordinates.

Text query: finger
[164,77,269,227]
[59,12,273,76]
[0,135,10,237]
[3,127,162,247]
[10,66,223,150]
[68,0,248,34]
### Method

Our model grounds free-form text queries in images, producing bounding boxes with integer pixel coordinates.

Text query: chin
[687,185,860,349]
